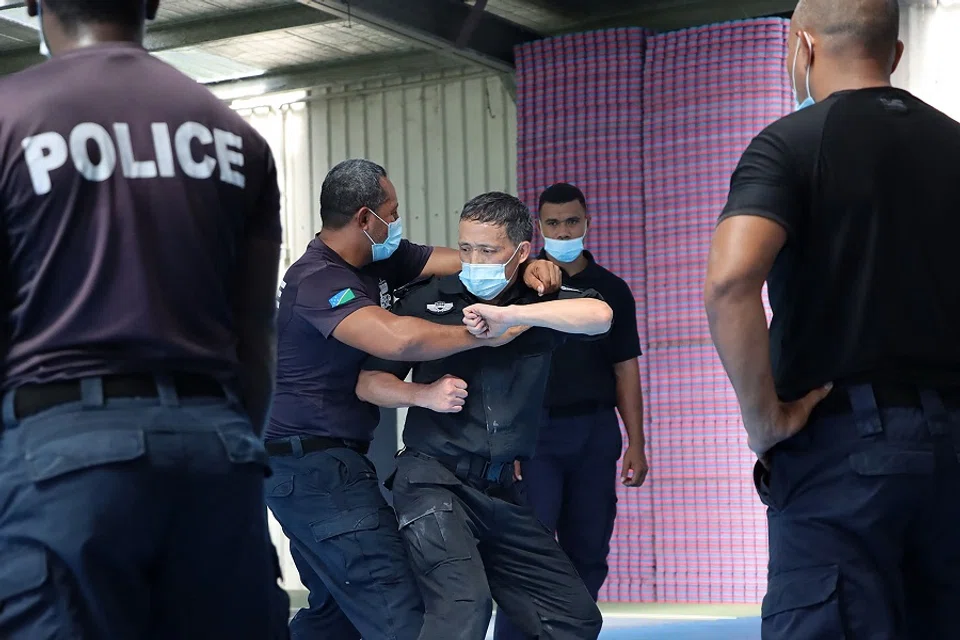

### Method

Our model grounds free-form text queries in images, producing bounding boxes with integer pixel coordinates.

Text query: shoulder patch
[426,301,454,315]
[329,288,357,308]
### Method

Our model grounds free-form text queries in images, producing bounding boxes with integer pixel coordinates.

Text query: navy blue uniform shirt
[0,43,281,392]
[266,237,432,442]
[362,276,605,463]
[539,250,641,412]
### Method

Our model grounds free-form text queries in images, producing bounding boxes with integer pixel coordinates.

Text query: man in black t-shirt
[706,0,960,637]
[495,183,647,640]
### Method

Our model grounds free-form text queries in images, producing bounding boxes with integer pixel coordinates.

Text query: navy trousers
[494,409,621,640]
[757,384,960,639]
[0,376,289,639]
[264,441,424,640]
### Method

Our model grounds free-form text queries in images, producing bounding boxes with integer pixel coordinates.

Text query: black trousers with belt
[390,452,602,640]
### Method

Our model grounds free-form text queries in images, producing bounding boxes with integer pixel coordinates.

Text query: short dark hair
[538,183,587,212]
[44,0,145,31]
[319,159,389,231]
[794,0,899,59]
[460,192,533,246]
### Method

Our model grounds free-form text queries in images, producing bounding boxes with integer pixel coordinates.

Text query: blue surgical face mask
[364,209,402,262]
[791,32,814,111]
[541,224,586,263]
[38,1,51,58]
[459,244,523,300]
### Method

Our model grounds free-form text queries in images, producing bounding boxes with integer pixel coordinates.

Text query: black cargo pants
[389,452,603,640]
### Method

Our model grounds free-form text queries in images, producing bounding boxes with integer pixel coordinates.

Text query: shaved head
[793,0,899,58]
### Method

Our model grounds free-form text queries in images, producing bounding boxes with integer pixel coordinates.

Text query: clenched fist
[419,375,468,413]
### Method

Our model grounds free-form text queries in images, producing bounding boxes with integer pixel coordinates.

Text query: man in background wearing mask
[706,0,960,637]
[494,183,647,640]
[266,160,561,640]
[357,191,611,640]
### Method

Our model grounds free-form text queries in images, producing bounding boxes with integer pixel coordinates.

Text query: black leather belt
[547,400,614,419]
[264,436,370,457]
[400,449,514,486]
[812,383,960,419]
[12,373,225,421]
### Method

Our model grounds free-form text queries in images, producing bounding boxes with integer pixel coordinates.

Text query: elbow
[585,300,614,335]
[356,371,378,404]
[703,273,756,311]
[596,301,614,334]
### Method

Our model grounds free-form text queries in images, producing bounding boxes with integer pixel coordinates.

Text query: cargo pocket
[25,430,146,484]
[310,506,408,584]
[0,547,77,639]
[397,499,472,575]
[848,449,934,476]
[761,565,845,639]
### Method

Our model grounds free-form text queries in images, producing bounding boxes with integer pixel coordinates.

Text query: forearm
[357,370,428,408]
[509,299,612,335]
[421,247,462,278]
[394,317,484,361]
[615,369,645,450]
[704,287,779,449]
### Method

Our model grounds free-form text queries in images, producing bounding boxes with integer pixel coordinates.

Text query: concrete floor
[286,592,762,639]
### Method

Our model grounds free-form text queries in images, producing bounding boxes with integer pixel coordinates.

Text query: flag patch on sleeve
[329,288,357,308]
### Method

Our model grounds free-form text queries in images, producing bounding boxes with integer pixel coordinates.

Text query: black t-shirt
[540,250,642,410]
[721,87,960,400]
[0,43,281,391]
[362,276,606,462]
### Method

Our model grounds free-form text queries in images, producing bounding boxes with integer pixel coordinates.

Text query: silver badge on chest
[426,301,454,315]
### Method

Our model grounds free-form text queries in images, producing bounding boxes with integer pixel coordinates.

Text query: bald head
[793,0,899,59]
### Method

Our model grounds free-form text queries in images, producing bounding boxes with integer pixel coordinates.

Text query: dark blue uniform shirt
[265,237,432,442]
[539,250,641,413]
[362,276,605,463]
[0,43,281,392]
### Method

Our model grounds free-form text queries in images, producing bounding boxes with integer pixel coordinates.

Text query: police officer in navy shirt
[706,0,960,636]
[494,183,648,640]
[0,1,287,638]
[358,191,610,640]
[264,160,560,640]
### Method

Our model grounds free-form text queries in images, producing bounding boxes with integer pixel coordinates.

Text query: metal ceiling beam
[561,0,796,32]
[0,3,337,75]
[206,51,473,101]
[298,0,542,73]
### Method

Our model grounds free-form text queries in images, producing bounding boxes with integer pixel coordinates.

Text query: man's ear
[892,40,905,75]
[356,207,371,230]
[518,241,532,264]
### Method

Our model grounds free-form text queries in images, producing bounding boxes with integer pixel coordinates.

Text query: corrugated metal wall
[310,69,518,247]
[240,68,518,594]
[241,68,518,271]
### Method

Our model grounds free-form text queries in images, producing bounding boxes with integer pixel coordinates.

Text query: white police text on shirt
[20,120,246,196]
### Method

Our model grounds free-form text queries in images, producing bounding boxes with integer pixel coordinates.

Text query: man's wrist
[409,382,432,409]
[504,304,527,327]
